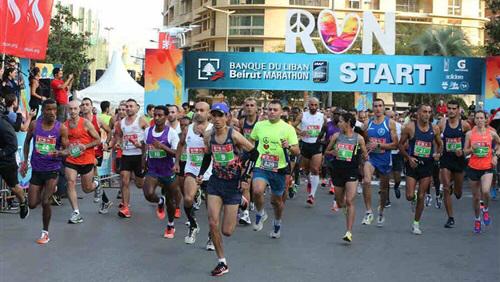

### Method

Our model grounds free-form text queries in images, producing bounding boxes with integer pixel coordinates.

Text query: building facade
[164,0,488,52]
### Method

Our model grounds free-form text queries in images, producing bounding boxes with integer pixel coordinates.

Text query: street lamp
[204,5,235,52]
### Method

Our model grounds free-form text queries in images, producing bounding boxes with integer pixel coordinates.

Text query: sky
[59,0,163,54]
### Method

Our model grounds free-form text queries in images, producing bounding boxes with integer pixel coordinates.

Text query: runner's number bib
[260,154,279,171]
[212,144,235,166]
[414,141,432,158]
[337,143,355,162]
[189,147,204,167]
[446,138,462,152]
[473,142,489,158]
[35,136,56,155]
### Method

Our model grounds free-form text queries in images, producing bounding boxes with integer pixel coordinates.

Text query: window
[228,45,263,52]
[396,0,418,12]
[448,0,461,15]
[230,0,265,4]
[229,15,264,36]
[289,0,329,6]
[347,0,360,9]
[180,0,192,15]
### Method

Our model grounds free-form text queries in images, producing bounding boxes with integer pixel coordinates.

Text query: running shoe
[288,185,296,199]
[240,195,249,211]
[116,190,122,199]
[98,201,113,214]
[184,225,200,244]
[157,196,166,220]
[329,186,335,195]
[412,222,422,235]
[306,182,311,194]
[193,190,202,210]
[206,237,215,251]
[444,217,455,228]
[253,211,268,231]
[306,195,315,206]
[19,202,29,219]
[211,262,229,276]
[385,201,391,208]
[342,231,352,242]
[250,202,255,211]
[394,186,401,199]
[93,180,102,203]
[482,209,491,226]
[175,208,181,218]
[425,194,432,207]
[239,210,251,225]
[68,211,83,224]
[377,214,385,227]
[50,195,62,206]
[270,224,281,239]
[36,231,50,245]
[164,225,175,239]
[331,201,339,212]
[357,183,362,195]
[491,187,497,200]
[361,212,374,225]
[118,205,131,218]
[435,194,442,209]
[473,219,481,234]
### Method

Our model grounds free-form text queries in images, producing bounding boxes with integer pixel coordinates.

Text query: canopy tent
[77,51,144,107]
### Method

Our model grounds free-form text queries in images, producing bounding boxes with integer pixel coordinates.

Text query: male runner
[167,104,184,218]
[197,103,255,276]
[294,97,326,206]
[399,104,442,235]
[438,100,471,228]
[64,100,102,224]
[21,99,68,243]
[385,110,403,206]
[111,98,148,218]
[251,100,300,238]
[175,101,213,246]
[361,99,398,226]
[142,105,180,238]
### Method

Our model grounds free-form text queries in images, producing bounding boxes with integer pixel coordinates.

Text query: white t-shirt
[144,126,179,151]
[391,122,402,154]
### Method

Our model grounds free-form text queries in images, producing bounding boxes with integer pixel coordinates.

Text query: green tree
[485,0,500,56]
[411,27,472,57]
[45,3,93,89]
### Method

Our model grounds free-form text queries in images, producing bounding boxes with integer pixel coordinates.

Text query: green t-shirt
[250,119,298,171]
[98,113,112,127]
[144,115,152,124]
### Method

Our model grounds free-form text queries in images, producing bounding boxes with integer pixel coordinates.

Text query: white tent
[77,51,144,107]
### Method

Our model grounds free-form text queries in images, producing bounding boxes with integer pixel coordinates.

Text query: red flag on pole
[1,0,54,60]
[158,32,174,50]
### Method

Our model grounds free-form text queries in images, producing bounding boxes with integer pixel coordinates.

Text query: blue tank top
[367,117,392,166]
[442,120,465,157]
[408,121,434,160]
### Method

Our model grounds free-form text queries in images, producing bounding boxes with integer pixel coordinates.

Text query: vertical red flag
[1,0,54,60]
[158,32,174,50]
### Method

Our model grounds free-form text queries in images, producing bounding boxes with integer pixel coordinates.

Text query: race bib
[69,143,82,157]
[473,142,489,158]
[414,140,432,158]
[123,134,138,150]
[306,125,321,138]
[445,138,462,152]
[243,128,252,139]
[260,154,279,171]
[148,145,167,159]
[337,143,355,162]
[180,151,188,162]
[189,147,204,167]
[369,137,386,153]
[35,136,56,155]
[212,144,235,166]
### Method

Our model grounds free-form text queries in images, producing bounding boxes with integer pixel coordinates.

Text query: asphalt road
[1,180,499,282]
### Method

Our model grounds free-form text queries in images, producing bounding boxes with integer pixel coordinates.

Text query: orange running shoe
[156,196,166,220]
[164,225,175,239]
[175,208,181,219]
[118,205,131,218]
[36,231,50,244]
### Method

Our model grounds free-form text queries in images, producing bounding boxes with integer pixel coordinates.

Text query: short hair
[244,97,257,104]
[268,99,282,107]
[167,104,179,112]
[447,100,459,107]
[182,102,189,108]
[42,98,57,109]
[341,112,356,128]
[126,98,139,108]
[100,101,110,112]
[82,97,93,105]
[475,110,486,118]
[154,105,168,115]
[373,98,384,105]
[146,104,155,111]
[4,93,16,107]
[52,68,61,77]
[418,103,431,111]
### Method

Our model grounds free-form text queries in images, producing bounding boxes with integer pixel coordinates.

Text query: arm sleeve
[198,153,212,176]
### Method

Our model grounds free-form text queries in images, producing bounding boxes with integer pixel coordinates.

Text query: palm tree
[411,27,473,57]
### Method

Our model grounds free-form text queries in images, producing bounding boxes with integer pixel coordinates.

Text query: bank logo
[198,58,224,81]
[312,61,328,83]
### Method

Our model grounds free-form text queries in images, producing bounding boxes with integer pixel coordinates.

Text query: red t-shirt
[436,104,447,114]
[51,79,68,105]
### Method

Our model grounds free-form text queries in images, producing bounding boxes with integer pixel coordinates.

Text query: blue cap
[211,103,230,115]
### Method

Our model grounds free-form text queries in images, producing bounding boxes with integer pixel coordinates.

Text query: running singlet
[91,115,103,158]
[468,127,493,170]
[210,127,241,180]
[251,119,298,171]
[331,133,359,170]
[300,111,324,144]
[442,120,465,155]
[185,123,213,180]
[65,117,96,165]
[145,126,178,177]
[242,117,257,139]
[408,121,434,160]
[120,116,144,156]
[367,117,392,165]
[31,119,62,171]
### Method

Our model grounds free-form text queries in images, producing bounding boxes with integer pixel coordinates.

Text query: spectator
[50,68,73,122]
[3,93,35,132]
[436,99,447,115]
[28,67,47,115]
[468,101,476,114]
[2,67,20,100]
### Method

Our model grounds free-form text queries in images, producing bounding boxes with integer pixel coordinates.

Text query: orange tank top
[65,117,96,165]
[468,127,493,170]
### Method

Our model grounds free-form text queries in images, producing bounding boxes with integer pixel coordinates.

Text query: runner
[64,100,102,224]
[175,101,213,246]
[294,97,326,206]
[21,99,68,243]
[385,110,403,207]
[250,100,300,238]
[464,110,500,233]
[175,116,191,219]
[167,104,184,218]
[325,112,368,242]
[142,105,180,238]
[111,98,148,218]
[438,100,471,228]
[362,99,398,226]
[237,97,258,225]
[399,104,442,235]
[197,103,256,276]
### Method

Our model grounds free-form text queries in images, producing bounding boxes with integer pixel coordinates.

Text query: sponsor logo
[198,58,224,81]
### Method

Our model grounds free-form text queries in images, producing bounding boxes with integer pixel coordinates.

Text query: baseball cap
[211,103,229,115]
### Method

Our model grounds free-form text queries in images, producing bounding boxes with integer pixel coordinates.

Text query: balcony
[289,0,329,7]
[230,0,265,4]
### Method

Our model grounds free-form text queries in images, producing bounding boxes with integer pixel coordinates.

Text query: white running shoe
[253,211,268,231]
[361,212,374,225]
[184,226,200,244]
[412,222,422,235]
[239,210,251,225]
[377,214,385,227]
[206,238,215,251]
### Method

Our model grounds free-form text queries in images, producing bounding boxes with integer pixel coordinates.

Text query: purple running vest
[31,119,62,171]
[146,126,174,177]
